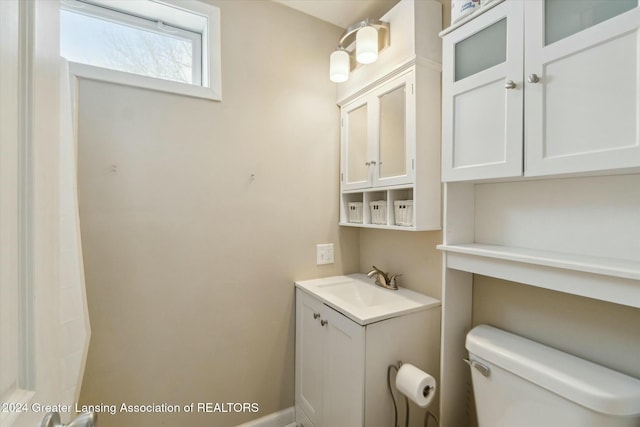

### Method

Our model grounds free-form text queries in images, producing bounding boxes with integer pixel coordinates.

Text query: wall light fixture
[329,18,390,83]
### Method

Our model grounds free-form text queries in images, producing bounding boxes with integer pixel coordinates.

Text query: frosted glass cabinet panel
[454,18,506,81]
[545,0,637,45]
[442,1,524,182]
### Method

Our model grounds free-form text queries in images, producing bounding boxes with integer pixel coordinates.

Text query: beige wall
[441,0,451,28]
[359,229,442,299]
[76,2,360,426]
[472,276,640,379]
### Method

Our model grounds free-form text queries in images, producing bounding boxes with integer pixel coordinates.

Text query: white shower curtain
[57,57,91,413]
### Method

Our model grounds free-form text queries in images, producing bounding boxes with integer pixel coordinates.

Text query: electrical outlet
[316,243,334,265]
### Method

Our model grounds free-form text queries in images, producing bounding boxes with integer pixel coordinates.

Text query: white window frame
[61,0,222,101]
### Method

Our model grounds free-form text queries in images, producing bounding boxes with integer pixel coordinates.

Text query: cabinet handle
[320,320,328,326]
[528,73,540,83]
[313,312,320,319]
[504,80,516,89]
[365,162,371,166]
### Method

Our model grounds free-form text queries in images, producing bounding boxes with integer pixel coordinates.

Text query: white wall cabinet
[295,288,440,427]
[341,70,415,191]
[336,0,442,231]
[339,64,441,230]
[442,0,640,182]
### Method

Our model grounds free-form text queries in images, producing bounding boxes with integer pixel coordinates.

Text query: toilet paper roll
[395,363,436,408]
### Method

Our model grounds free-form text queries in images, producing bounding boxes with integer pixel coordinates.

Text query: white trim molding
[67,62,219,101]
[235,407,296,427]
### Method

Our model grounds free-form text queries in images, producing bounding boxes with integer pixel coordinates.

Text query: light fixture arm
[328,18,390,83]
[337,18,390,52]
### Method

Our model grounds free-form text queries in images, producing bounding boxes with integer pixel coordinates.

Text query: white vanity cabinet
[294,275,441,427]
[295,290,365,427]
[441,0,640,182]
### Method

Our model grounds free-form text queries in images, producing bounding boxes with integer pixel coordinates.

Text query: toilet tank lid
[466,325,640,416]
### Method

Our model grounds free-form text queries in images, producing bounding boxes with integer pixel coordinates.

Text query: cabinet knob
[504,80,516,90]
[320,320,328,326]
[365,160,377,166]
[313,312,320,319]
[528,73,540,83]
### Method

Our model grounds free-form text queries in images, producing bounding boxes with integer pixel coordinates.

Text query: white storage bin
[348,202,363,223]
[370,201,387,225]
[394,200,413,227]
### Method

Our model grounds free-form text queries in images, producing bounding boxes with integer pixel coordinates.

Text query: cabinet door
[295,291,325,426]
[322,306,365,427]
[525,0,640,176]
[341,99,372,190]
[442,1,524,182]
[373,70,415,187]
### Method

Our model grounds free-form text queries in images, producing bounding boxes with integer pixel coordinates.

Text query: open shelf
[438,243,640,280]
[339,186,441,231]
[438,243,640,308]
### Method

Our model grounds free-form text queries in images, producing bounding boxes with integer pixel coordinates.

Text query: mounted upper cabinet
[441,0,640,182]
[525,0,640,176]
[442,1,524,182]
[338,64,441,231]
[336,0,442,231]
[341,70,415,190]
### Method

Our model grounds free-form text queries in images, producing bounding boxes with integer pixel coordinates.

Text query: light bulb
[356,26,378,64]
[329,49,349,83]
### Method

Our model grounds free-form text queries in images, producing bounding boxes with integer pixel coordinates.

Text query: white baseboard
[236,407,296,427]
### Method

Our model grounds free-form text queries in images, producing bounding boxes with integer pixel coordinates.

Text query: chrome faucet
[367,265,401,290]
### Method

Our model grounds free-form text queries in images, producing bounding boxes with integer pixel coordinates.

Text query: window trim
[61,0,221,101]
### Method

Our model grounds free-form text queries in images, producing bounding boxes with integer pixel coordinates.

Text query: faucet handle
[367,266,401,290]
[389,274,402,285]
[371,265,390,283]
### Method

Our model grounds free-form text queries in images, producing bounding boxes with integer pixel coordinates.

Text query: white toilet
[466,325,640,427]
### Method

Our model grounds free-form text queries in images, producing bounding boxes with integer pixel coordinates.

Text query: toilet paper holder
[398,361,433,398]
[388,361,439,427]
[423,384,433,398]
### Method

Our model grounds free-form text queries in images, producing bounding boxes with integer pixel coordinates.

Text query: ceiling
[272,0,400,29]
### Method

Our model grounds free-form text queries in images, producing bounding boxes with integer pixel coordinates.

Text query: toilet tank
[465,325,640,427]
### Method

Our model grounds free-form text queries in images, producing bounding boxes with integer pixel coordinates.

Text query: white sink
[295,274,440,325]
[318,279,407,308]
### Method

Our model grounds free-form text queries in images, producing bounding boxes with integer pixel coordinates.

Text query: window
[60,0,221,100]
